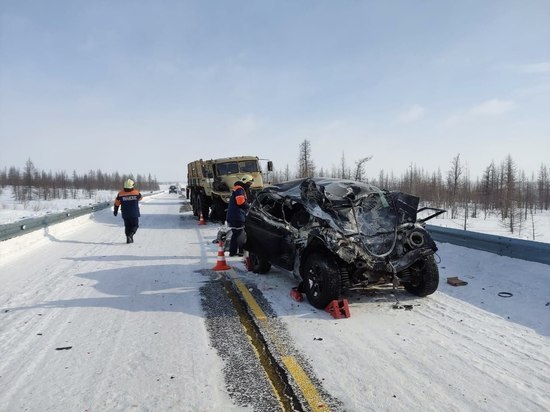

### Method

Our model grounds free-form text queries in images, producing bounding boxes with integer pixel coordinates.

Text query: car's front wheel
[402,254,439,297]
[301,251,341,309]
[247,251,271,274]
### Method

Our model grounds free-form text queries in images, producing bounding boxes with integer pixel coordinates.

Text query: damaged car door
[245,192,296,272]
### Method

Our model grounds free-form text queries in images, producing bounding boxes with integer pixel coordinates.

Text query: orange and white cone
[198,212,206,225]
[212,240,231,271]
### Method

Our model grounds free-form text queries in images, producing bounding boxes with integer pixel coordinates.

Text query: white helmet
[124,179,135,189]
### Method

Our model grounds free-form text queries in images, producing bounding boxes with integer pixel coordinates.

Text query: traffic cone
[198,212,206,225]
[212,240,231,271]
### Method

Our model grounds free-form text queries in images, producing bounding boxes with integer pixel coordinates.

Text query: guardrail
[2,204,548,265]
[0,192,163,243]
[0,202,112,242]
[426,224,550,265]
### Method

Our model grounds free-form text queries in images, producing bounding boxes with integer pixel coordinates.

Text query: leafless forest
[2,147,549,236]
[272,140,550,235]
[0,159,160,202]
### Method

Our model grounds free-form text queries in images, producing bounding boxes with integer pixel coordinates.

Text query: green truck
[186,156,272,222]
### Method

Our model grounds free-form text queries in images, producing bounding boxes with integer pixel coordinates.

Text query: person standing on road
[225,175,253,256]
[113,178,142,244]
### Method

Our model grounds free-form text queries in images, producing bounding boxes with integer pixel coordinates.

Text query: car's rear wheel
[402,254,439,297]
[248,251,271,274]
[301,251,341,309]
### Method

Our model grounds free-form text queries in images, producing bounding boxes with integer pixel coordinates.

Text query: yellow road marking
[232,275,329,411]
[282,355,328,411]
[234,279,267,321]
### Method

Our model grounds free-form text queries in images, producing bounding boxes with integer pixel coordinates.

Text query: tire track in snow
[405,293,550,411]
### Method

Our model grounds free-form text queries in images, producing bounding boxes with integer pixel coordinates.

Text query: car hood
[259,178,403,253]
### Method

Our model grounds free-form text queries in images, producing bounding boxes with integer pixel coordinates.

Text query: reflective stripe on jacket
[226,183,249,224]
[114,189,142,218]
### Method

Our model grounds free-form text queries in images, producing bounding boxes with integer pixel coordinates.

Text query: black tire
[198,193,209,219]
[301,251,341,309]
[190,191,197,216]
[402,254,439,297]
[248,251,271,274]
[211,198,227,222]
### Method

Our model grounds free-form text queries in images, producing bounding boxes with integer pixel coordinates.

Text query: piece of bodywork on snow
[244,177,446,309]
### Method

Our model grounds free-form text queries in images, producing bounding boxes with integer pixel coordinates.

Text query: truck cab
[186,156,272,222]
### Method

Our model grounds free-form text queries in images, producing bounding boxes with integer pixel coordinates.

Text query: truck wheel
[301,251,341,309]
[248,252,271,274]
[192,194,199,216]
[198,194,210,219]
[189,190,198,216]
[211,198,227,222]
[402,255,439,297]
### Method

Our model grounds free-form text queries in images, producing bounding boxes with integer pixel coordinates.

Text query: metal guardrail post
[426,224,550,265]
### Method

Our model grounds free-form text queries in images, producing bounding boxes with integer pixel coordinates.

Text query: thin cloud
[470,99,515,116]
[513,82,550,98]
[399,104,425,123]
[227,115,259,135]
[520,62,550,74]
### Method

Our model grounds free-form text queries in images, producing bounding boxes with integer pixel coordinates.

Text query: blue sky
[1,1,549,182]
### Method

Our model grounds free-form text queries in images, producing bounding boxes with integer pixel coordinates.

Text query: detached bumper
[389,248,435,273]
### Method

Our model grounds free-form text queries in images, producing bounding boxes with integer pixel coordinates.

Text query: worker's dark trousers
[123,217,139,237]
[228,223,244,255]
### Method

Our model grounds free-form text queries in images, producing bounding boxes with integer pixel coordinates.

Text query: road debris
[447,276,468,286]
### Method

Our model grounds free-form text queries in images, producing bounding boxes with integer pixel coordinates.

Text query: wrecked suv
[244,178,445,309]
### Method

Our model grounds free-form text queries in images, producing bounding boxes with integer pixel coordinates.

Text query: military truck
[186,156,272,222]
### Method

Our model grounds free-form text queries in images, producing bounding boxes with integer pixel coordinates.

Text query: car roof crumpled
[263,177,381,205]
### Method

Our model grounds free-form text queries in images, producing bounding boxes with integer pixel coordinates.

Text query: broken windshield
[259,178,399,246]
[355,192,398,256]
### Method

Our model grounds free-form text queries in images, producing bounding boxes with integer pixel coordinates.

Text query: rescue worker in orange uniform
[225,175,254,256]
[113,179,142,243]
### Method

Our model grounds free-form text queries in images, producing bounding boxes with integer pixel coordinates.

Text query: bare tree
[501,154,516,225]
[297,139,315,178]
[22,158,37,203]
[354,156,373,181]
[284,164,291,181]
[461,168,471,229]
[538,164,549,211]
[446,154,463,219]
[339,152,347,179]
[8,166,21,201]
[480,161,498,218]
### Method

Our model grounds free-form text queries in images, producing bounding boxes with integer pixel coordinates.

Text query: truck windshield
[216,161,259,176]
[239,160,259,173]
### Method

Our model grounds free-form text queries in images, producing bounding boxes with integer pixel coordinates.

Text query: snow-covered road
[1,193,548,411]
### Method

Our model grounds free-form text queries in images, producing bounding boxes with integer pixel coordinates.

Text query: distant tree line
[0,159,160,202]
[270,139,549,238]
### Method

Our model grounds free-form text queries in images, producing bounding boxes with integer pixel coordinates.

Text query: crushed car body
[244,177,445,308]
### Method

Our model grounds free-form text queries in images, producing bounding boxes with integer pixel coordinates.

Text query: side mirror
[267,161,273,172]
